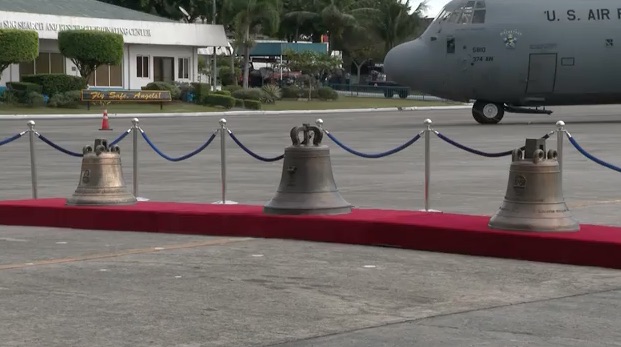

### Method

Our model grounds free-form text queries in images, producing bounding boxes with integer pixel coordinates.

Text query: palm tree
[224,0,281,88]
[366,0,428,55]
[316,0,377,54]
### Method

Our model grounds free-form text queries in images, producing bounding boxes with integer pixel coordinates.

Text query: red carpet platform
[1,198,621,270]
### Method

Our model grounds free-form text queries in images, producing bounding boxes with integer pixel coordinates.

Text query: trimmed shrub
[243,99,262,110]
[222,84,242,94]
[231,87,274,103]
[281,86,301,99]
[21,74,87,96]
[58,30,123,79]
[141,82,181,100]
[213,90,231,96]
[317,86,338,100]
[7,82,43,94]
[191,82,211,104]
[234,98,244,108]
[48,90,82,108]
[204,94,235,109]
[0,29,38,78]
[24,91,45,107]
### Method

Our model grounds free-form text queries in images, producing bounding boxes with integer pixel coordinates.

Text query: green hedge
[243,100,261,110]
[317,86,338,100]
[203,94,235,109]
[7,82,43,94]
[234,98,244,108]
[48,90,82,108]
[0,29,39,70]
[141,82,181,100]
[191,82,211,104]
[21,74,87,96]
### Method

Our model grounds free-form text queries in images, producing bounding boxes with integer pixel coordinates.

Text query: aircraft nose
[384,39,427,88]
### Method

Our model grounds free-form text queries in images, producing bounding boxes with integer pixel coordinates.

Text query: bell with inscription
[66,138,137,206]
[263,123,352,215]
[488,138,579,232]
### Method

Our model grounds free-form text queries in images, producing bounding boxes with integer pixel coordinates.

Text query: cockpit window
[445,0,486,24]
[472,1,486,23]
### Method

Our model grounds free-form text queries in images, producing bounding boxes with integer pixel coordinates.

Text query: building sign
[81,90,172,102]
[0,20,151,37]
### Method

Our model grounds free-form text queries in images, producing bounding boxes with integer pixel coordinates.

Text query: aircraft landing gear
[472,100,504,124]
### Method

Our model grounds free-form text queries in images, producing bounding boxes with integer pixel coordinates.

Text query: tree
[284,49,341,99]
[58,30,124,80]
[224,0,282,88]
[341,27,382,84]
[367,0,428,54]
[0,29,39,80]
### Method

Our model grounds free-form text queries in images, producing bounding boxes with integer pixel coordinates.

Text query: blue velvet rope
[0,132,25,147]
[110,128,131,146]
[325,131,422,158]
[434,131,553,158]
[566,132,621,173]
[140,129,217,162]
[35,133,83,157]
[228,131,284,162]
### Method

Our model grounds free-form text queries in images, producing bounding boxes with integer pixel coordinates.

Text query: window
[447,0,486,24]
[178,57,190,79]
[472,1,486,23]
[19,52,65,78]
[87,63,123,87]
[136,55,149,78]
[447,37,456,54]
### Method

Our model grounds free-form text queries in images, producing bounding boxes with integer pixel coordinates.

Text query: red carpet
[1,198,621,269]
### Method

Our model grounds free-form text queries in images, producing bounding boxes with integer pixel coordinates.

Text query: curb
[0,104,473,121]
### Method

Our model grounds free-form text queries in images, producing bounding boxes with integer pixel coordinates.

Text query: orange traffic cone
[99,109,112,131]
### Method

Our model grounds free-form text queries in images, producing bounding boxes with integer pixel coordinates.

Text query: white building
[0,0,229,89]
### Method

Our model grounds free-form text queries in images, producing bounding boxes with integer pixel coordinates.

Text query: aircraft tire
[472,101,504,124]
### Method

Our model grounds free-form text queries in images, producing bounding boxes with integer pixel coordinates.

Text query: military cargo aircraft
[383,0,621,124]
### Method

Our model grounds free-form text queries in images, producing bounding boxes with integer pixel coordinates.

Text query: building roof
[249,42,329,57]
[0,0,176,23]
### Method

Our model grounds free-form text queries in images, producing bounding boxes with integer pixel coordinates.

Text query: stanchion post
[131,118,139,198]
[27,120,38,199]
[556,120,565,181]
[423,119,432,211]
[213,118,237,204]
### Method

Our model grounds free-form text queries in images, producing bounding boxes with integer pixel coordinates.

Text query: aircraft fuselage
[384,0,621,123]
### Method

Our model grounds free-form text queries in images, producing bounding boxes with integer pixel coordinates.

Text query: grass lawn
[0,96,460,115]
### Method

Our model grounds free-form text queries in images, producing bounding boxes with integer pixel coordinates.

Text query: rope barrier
[565,131,621,173]
[110,128,132,146]
[227,130,285,162]
[433,131,553,158]
[324,130,423,159]
[35,132,83,157]
[0,131,26,147]
[140,128,217,162]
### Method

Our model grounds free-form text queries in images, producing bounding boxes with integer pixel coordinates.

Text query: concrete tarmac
[2,105,621,346]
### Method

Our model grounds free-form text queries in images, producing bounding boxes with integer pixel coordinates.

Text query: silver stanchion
[27,120,38,199]
[556,120,565,182]
[213,118,237,204]
[420,119,441,213]
[131,118,149,201]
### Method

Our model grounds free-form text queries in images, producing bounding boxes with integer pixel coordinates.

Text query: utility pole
[212,0,217,91]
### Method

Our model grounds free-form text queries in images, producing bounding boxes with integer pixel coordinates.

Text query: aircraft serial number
[472,56,494,63]
[544,8,621,21]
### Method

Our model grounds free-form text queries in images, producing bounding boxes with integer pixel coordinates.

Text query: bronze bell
[66,138,137,206]
[488,138,579,232]
[263,123,352,215]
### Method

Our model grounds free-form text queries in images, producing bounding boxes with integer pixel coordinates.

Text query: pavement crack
[261,285,621,347]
